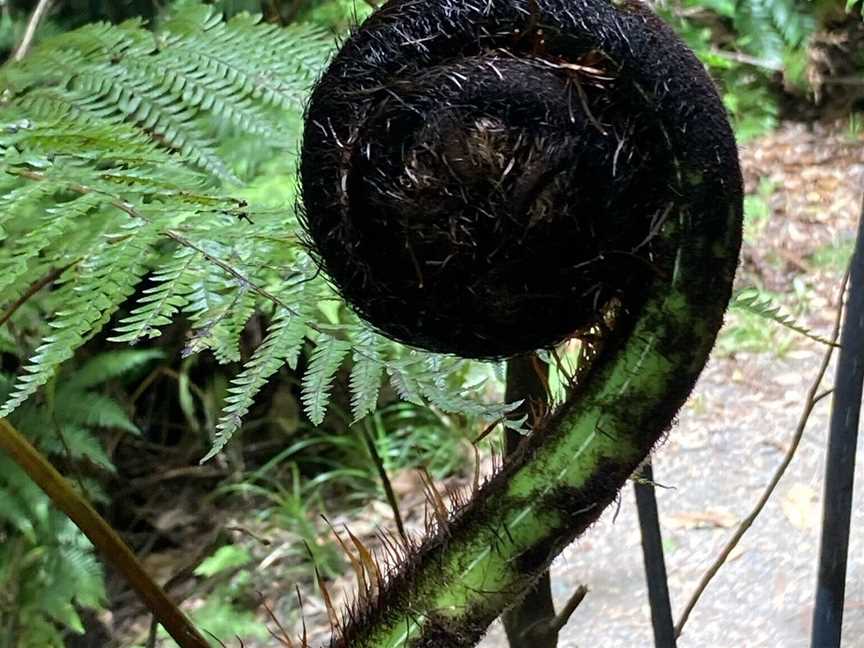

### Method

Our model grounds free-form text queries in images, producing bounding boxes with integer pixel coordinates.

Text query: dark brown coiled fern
[299,1,743,646]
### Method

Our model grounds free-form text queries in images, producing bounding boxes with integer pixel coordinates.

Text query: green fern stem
[334,195,740,647]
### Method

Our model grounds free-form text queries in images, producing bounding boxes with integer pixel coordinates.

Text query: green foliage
[735,0,817,66]
[157,543,268,646]
[361,402,472,480]
[194,544,252,578]
[661,0,863,139]
[208,304,308,459]
[0,493,106,647]
[0,350,159,646]
[743,178,777,242]
[730,288,838,347]
[0,2,511,463]
[301,335,352,428]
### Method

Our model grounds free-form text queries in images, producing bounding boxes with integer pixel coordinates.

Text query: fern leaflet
[302,336,351,426]
[208,306,308,460]
[349,328,385,421]
[0,222,159,417]
[731,289,839,347]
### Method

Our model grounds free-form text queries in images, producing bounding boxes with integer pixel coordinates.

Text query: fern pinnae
[207,307,308,461]
[74,69,233,181]
[165,9,331,111]
[385,357,427,407]
[109,246,200,343]
[348,328,385,421]
[731,288,839,347]
[130,44,288,144]
[0,193,105,298]
[0,224,159,417]
[66,349,163,389]
[765,0,816,48]
[302,335,351,426]
[212,286,258,364]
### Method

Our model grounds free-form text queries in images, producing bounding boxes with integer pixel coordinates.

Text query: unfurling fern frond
[731,289,839,347]
[302,336,351,426]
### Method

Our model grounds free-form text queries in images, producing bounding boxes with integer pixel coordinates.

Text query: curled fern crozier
[300,0,743,646]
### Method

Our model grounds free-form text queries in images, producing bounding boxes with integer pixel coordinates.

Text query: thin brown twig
[360,424,408,545]
[547,584,589,634]
[12,0,54,62]
[0,418,210,648]
[0,262,78,327]
[674,270,849,638]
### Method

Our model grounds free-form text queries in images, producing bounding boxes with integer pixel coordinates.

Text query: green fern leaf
[731,289,838,347]
[349,328,384,421]
[0,223,158,417]
[36,425,116,471]
[302,335,350,426]
[110,247,200,343]
[57,394,139,434]
[0,2,332,179]
[207,306,308,460]
[386,357,427,407]
[213,288,257,364]
[67,350,163,389]
[0,193,105,299]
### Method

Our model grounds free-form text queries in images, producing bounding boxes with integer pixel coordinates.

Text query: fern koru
[0,2,511,446]
[297,0,743,645]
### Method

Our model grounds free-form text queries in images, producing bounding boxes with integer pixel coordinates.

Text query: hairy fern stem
[299,2,744,646]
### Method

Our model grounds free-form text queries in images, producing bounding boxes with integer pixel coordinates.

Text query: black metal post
[811,194,864,648]
[634,461,677,648]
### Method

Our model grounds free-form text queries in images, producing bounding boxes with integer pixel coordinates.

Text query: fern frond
[348,328,385,421]
[67,349,162,388]
[302,335,350,426]
[36,424,115,471]
[57,393,139,434]
[735,0,816,63]
[212,287,257,364]
[0,2,333,178]
[109,246,200,343]
[208,306,308,460]
[765,0,816,48]
[730,289,838,347]
[0,223,159,417]
[163,5,331,110]
[0,193,106,300]
[386,357,427,407]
